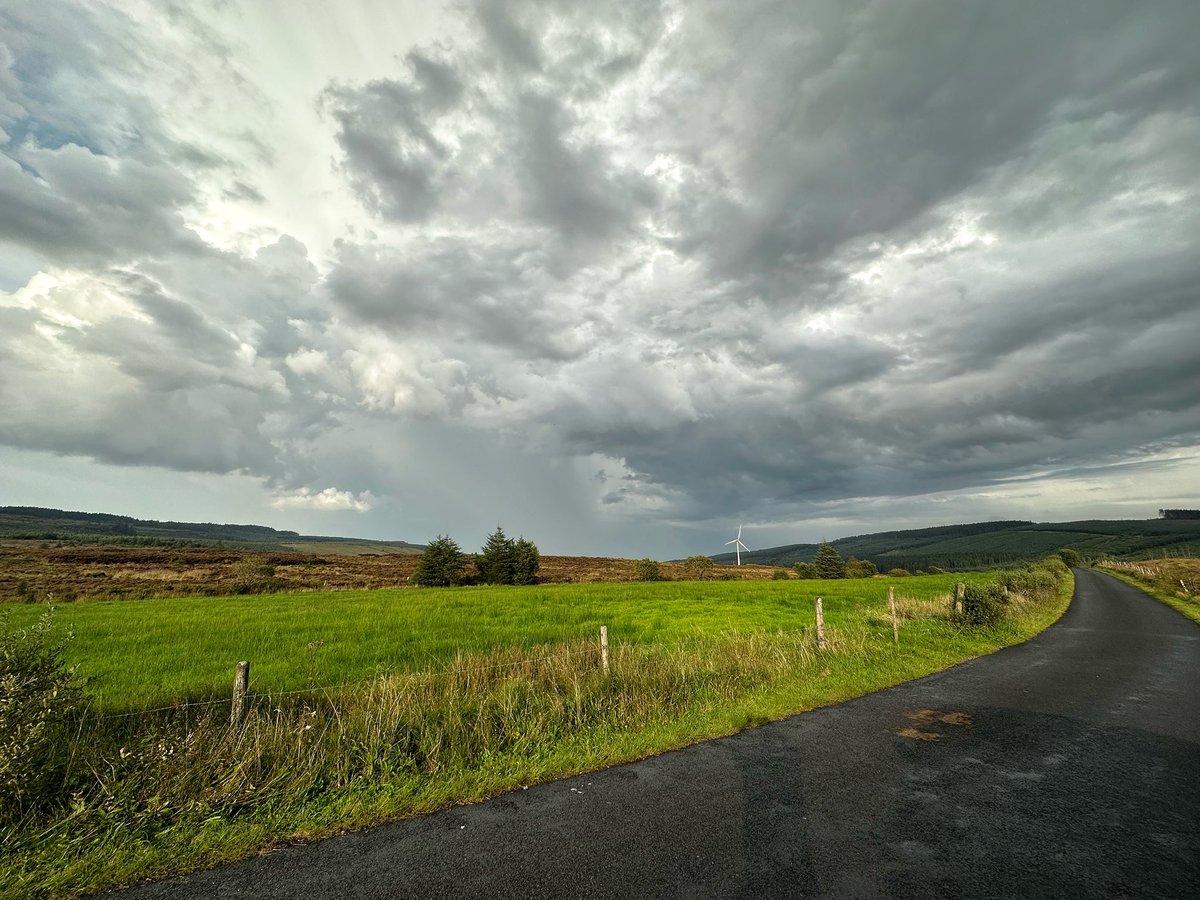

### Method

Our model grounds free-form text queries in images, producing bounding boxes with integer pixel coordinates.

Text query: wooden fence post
[954,582,965,616]
[231,660,250,726]
[888,585,899,644]
[814,597,826,649]
[600,625,609,675]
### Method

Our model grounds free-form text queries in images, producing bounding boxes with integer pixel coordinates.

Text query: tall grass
[0,563,1073,898]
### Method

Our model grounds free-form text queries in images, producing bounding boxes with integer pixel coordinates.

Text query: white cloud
[270,487,375,513]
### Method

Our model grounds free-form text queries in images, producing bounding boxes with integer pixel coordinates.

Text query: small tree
[685,555,715,580]
[814,542,847,579]
[414,535,466,587]
[1057,548,1082,568]
[512,537,541,585]
[793,561,818,579]
[633,558,662,581]
[477,526,516,585]
[845,556,878,578]
[771,568,791,580]
[959,582,1009,627]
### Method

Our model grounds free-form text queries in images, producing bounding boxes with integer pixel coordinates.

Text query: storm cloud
[1,0,1198,553]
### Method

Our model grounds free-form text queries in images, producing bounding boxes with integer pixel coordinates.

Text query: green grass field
[2,566,1072,899]
[3,574,996,711]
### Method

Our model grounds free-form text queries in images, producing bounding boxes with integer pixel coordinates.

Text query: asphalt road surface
[110,570,1200,898]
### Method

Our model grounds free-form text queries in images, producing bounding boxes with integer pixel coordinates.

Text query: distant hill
[0,506,424,554]
[708,518,1200,570]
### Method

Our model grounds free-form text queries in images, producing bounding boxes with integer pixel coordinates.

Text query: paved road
[112,570,1200,898]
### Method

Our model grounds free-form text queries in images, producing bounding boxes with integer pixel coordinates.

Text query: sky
[1,0,1199,558]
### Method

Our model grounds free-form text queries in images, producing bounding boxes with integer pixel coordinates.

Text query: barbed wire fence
[70,583,975,728]
[84,611,841,726]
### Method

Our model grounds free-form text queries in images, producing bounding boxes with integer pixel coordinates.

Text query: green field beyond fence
[4,574,995,711]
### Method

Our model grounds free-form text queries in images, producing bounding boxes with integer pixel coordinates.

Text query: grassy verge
[1098,559,1200,626]
[1,564,1073,898]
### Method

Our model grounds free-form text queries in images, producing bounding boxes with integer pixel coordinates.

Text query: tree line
[414,527,540,587]
[790,542,946,579]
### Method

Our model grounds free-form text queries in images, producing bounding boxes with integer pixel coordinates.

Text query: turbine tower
[726,525,750,566]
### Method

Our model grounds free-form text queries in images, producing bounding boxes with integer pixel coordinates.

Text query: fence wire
[90,643,612,721]
[88,624,833,723]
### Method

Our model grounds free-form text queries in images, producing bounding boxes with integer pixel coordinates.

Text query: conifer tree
[414,535,466,587]
[814,541,848,579]
[478,526,516,584]
[512,537,541,585]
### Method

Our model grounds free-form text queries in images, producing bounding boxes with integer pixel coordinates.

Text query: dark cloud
[321,51,465,222]
[326,237,593,363]
[0,1,272,269]
[1,0,1199,552]
[635,0,1200,302]
[0,144,203,265]
[323,1,662,253]
[514,92,657,244]
[476,1,543,73]
[0,241,327,485]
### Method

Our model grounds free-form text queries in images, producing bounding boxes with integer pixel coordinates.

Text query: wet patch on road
[897,727,941,741]
[896,709,974,741]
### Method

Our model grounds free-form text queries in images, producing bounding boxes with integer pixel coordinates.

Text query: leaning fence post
[888,585,899,644]
[600,625,609,675]
[231,660,250,726]
[814,597,826,649]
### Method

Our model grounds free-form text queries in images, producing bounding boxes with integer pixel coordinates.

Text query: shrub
[414,535,467,587]
[793,562,818,579]
[633,558,662,581]
[981,558,1070,607]
[771,568,791,580]
[685,556,715,580]
[477,527,516,585]
[512,537,541,586]
[926,565,946,575]
[845,557,878,578]
[0,609,87,823]
[231,557,279,594]
[1057,548,1082,568]
[887,568,911,577]
[814,543,847,579]
[959,582,1009,627]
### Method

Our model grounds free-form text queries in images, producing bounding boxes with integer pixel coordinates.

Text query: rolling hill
[0,506,424,554]
[709,518,1200,570]
[6,506,1199,570]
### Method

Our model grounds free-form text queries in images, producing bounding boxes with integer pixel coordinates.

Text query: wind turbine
[726,525,750,566]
